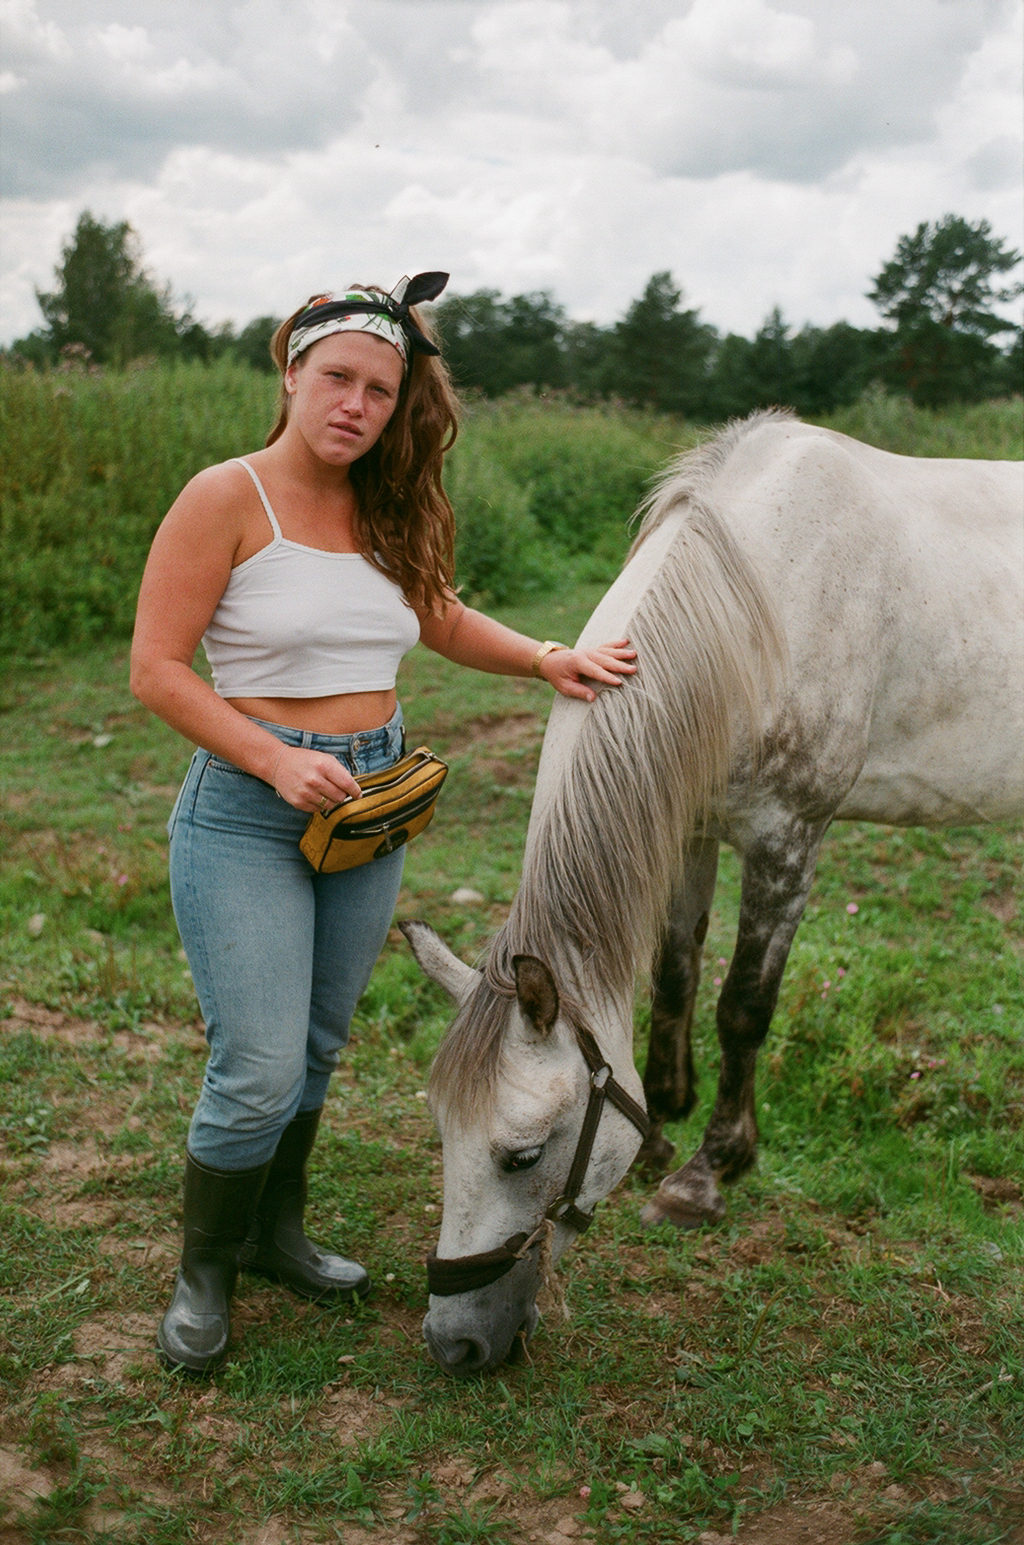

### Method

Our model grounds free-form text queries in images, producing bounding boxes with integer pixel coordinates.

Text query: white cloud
[95,24,154,67]
[0,0,1020,345]
[665,0,853,86]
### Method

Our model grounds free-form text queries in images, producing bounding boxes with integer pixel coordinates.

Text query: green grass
[1,397,1022,1541]
[2,603,1022,1544]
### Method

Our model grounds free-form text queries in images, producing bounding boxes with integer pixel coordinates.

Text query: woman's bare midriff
[227,689,398,736]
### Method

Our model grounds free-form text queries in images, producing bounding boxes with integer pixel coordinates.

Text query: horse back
[716,419,1024,826]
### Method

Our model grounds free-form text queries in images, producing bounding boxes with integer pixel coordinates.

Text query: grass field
[1,391,1022,1543]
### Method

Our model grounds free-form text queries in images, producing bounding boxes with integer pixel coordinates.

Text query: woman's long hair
[266,293,460,615]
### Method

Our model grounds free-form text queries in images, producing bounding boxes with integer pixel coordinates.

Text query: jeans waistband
[244,705,405,767]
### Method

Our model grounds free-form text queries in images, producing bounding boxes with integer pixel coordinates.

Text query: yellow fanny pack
[299,746,448,873]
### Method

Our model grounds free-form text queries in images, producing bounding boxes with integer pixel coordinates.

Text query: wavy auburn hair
[266,292,460,615]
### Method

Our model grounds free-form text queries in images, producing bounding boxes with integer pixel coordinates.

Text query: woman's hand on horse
[270,745,362,810]
[542,639,637,702]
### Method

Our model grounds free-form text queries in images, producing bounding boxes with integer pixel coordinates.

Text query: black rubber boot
[157,1153,269,1375]
[241,1108,370,1303]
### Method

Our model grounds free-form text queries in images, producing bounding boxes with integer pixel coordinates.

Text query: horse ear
[512,954,559,1037]
[399,920,479,1004]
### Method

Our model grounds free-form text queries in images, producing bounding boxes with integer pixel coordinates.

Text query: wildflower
[846,902,859,915]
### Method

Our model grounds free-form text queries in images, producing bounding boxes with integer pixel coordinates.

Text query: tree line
[6,209,1021,414]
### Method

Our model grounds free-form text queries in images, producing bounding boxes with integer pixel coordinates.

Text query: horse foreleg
[638,838,719,1173]
[642,819,826,1228]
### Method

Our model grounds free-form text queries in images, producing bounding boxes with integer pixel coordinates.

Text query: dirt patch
[72,1312,157,1384]
[695,1511,855,1545]
[983,889,1019,926]
[5,994,174,1060]
[438,711,541,757]
[438,711,543,787]
[967,1171,1023,1212]
[0,1445,49,1517]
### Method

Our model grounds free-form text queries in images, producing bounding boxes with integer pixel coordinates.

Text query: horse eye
[501,1146,544,1174]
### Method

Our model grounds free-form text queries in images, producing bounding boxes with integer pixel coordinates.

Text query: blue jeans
[168,709,406,1170]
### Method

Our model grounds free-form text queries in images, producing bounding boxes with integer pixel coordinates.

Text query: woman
[131,272,636,1375]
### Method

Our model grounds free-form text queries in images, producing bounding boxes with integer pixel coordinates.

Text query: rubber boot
[241,1108,370,1303]
[157,1153,270,1374]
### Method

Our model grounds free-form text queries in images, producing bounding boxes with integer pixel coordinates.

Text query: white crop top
[201,459,420,697]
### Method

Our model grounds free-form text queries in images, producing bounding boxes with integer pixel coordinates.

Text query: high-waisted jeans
[167,708,406,1170]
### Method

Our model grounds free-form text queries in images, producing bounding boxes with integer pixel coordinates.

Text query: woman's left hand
[540,639,637,702]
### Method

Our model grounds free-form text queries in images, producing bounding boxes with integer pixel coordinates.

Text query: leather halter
[426,1019,651,1298]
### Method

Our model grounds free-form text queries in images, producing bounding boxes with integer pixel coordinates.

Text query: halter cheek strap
[425,1022,650,1298]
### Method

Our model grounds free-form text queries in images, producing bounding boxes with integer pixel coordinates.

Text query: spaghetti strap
[234,458,283,540]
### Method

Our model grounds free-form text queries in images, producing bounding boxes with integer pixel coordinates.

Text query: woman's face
[284,331,405,467]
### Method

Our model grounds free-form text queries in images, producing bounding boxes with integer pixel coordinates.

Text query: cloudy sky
[2,0,1021,347]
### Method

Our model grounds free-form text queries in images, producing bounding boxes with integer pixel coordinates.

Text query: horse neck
[498,492,782,1017]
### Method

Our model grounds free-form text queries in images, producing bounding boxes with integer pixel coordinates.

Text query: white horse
[403,410,1023,1377]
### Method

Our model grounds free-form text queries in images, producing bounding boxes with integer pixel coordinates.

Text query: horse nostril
[437,1338,491,1376]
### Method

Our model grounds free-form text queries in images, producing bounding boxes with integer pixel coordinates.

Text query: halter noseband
[426,1020,651,1297]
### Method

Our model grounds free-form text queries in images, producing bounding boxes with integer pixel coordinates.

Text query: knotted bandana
[287,272,449,368]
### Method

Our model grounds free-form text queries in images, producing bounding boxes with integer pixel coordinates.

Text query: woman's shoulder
[157,458,262,555]
[168,457,264,520]
[180,456,259,503]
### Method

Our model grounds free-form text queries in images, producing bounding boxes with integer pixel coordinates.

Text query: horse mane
[430,412,788,1122]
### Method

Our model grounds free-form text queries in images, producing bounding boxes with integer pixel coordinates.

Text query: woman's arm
[417,599,636,702]
[130,466,361,809]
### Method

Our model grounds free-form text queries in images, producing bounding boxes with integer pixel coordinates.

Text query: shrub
[1,362,1018,655]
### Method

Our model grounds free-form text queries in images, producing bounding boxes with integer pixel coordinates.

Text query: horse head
[401,921,648,1377]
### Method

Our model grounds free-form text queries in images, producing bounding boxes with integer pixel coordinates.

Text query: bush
[0,368,673,651]
[1,361,1018,655]
[821,386,1024,458]
[460,398,692,563]
[0,358,277,650]
[446,441,554,603]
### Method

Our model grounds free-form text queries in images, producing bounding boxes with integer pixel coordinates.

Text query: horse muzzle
[423,1251,542,1377]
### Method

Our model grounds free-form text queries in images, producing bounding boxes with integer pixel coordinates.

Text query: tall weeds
[1,357,1019,653]
[1,360,275,649]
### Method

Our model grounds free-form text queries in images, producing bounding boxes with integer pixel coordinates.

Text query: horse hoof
[640,1187,727,1230]
[633,1132,676,1175]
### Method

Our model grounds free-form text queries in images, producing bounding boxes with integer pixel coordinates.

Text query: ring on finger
[318,795,329,815]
